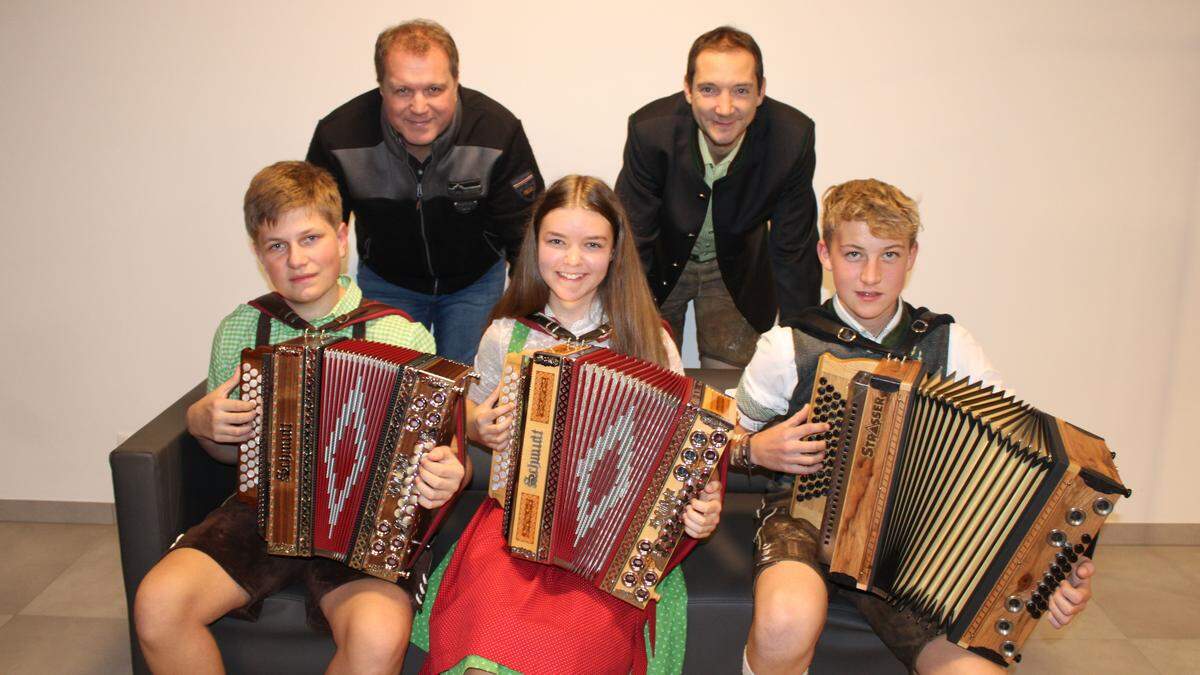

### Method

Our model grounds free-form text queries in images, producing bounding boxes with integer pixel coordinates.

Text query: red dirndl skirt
[422,500,649,674]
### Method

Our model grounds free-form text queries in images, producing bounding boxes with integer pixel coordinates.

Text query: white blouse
[469,300,683,404]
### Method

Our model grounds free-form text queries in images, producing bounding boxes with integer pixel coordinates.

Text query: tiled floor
[0,522,1196,674]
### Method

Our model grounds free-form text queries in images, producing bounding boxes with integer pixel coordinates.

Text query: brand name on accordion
[523,428,544,488]
[275,423,294,481]
[862,393,886,459]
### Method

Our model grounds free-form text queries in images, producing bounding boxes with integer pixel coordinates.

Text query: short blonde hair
[243,161,342,241]
[821,179,921,246]
[375,19,459,83]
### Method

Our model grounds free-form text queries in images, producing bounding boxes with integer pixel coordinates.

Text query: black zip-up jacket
[615,93,820,331]
[307,87,543,295]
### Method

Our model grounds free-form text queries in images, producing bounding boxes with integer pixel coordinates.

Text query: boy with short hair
[134,161,464,674]
[733,179,1096,674]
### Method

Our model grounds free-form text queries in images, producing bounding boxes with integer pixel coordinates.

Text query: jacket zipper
[413,169,438,294]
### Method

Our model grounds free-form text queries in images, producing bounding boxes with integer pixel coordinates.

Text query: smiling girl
[416,175,723,674]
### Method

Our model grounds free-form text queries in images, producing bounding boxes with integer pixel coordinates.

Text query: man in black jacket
[616,26,820,368]
[308,20,543,364]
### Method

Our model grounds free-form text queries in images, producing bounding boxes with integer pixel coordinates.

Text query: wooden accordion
[487,343,736,608]
[234,336,475,582]
[789,353,1129,665]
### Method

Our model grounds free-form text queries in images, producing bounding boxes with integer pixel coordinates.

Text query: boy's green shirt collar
[292,275,359,326]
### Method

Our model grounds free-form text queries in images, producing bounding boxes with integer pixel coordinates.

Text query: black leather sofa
[110,370,903,674]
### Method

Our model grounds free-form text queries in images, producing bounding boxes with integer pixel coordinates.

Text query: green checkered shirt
[206,275,436,393]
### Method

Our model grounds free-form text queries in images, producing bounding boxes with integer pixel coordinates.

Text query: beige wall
[1,1,1196,524]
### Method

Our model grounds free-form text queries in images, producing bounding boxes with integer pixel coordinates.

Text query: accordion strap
[249,292,415,347]
[786,303,954,359]
[519,312,613,345]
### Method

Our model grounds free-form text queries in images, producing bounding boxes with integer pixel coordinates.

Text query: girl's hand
[472,385,517,451]
[682,481,723,539]
[416,444,465,509]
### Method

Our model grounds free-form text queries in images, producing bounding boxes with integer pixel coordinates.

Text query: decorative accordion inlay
[238,336,476,582]
[498,345,735,608]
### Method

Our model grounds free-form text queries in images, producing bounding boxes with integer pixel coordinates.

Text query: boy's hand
[416,444,465,509]
[682,481,723,539]
[186,371,257,443]
[749,405,830,475]
[472,385,517,451]
[1048,558,1094,629]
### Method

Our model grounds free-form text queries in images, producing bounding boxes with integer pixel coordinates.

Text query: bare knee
[326,583,413,675]
[133,550,245,648]
[133,571,187,647]
[754,563,828,640]
[750,563,828,659]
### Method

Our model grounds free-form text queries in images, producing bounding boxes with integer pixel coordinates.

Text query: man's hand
[186,371,257,443]
[416,444,465,509]
[470,385,517,451]
[748,404,829,474]
[683,481,723,539]
[1048,558,1095,629]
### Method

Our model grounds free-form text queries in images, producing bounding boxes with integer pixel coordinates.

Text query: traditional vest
[750,302,954,493]
[782,301,955,417]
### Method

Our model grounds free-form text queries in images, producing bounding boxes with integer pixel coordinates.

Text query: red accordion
[235,336,475,582]
[492,343,736,608]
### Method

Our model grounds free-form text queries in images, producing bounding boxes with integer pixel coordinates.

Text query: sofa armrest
[109,382,236,595]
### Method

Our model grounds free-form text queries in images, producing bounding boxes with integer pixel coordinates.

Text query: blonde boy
[134,161,463,674]
[733,179,1096,674]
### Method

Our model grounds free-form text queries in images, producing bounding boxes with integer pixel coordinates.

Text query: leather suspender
[249,292,414,347]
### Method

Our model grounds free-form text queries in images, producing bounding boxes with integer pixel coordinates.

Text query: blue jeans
[356,259,506,365]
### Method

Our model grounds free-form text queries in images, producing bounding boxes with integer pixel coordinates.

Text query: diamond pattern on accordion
[238,362,264,494]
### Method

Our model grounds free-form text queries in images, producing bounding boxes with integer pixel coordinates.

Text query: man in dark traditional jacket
[308,19,543,364]
[616,26,819,368]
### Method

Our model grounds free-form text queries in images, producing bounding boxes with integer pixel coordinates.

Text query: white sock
[743,647,808,675]
[742,647,755,675]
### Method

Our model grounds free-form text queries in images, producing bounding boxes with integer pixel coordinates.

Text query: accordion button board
[806,353,1130,666]
[497,344,736,609]
[236,348,271,506]
[237,337,476,583]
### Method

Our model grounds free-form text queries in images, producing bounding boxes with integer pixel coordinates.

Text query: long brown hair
[491,175,669,367]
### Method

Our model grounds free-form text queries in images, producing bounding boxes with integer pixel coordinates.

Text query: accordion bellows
[793,354,1129,665]
[236,336,475,582]
[489,344,736,608]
